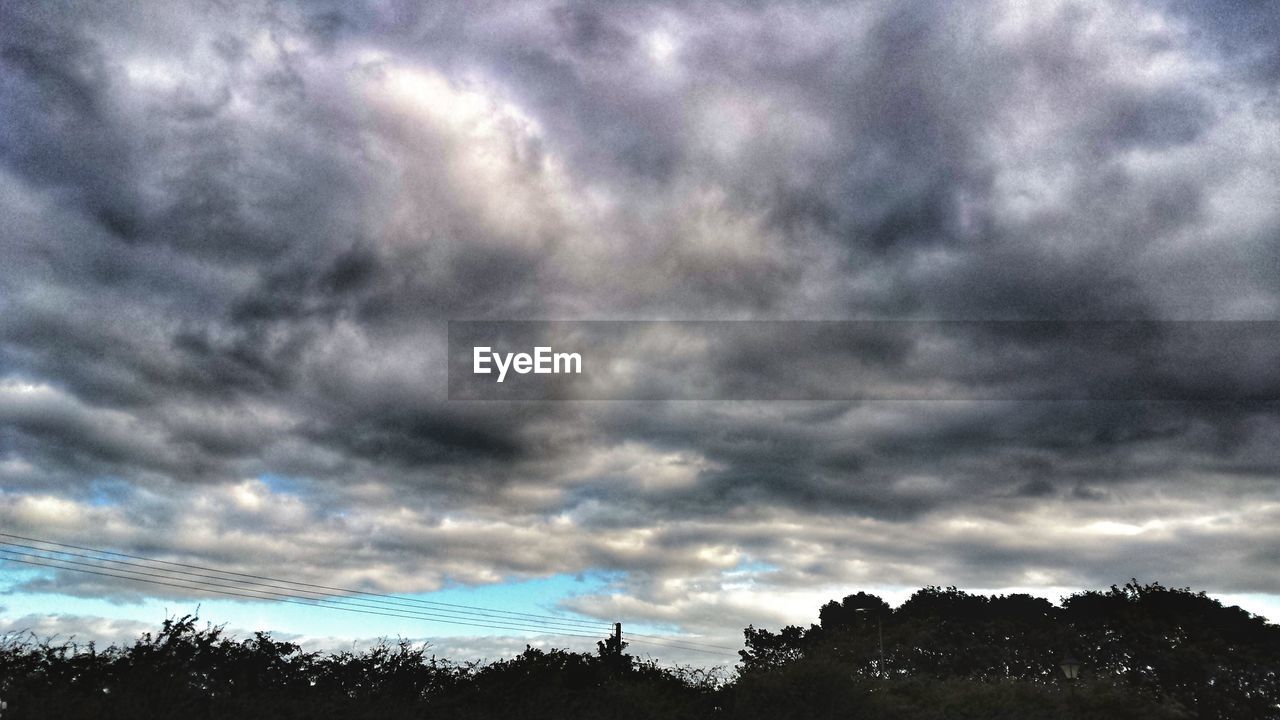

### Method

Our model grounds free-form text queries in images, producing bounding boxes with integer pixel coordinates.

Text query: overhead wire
[0,539,606,636]
[1,550,733,657]
[0,532,607,631]
[0,534,739,656]
[0,550,608,638]
[0,533,737,653]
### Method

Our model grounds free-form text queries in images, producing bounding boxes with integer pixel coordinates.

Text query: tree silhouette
[1,581,1274,719]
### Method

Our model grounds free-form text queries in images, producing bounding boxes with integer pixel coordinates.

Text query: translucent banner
[447,321,1280,401]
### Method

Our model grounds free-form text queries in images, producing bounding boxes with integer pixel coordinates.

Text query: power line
[625,636,741,656]
[0,539,606,636]
[0,550,607,638]
[2,552,733,657]
[0,532,608,631]
[0,546,603,636]
[0,534,741,656]
[623,631,740,654]
[0,533,738,654]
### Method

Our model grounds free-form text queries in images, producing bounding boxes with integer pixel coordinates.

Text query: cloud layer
[2,0,1279,656]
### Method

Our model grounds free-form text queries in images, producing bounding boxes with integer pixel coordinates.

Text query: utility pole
[598,622,625,661]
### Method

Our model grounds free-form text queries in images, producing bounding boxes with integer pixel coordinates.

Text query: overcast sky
[2,0,1279,666]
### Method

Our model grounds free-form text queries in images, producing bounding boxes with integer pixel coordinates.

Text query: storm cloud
[2,0,1279,660]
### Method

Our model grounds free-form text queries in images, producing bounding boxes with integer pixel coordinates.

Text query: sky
[1,0,1279,668]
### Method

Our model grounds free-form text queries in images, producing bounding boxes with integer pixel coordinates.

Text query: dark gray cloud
[1,0,1279,652]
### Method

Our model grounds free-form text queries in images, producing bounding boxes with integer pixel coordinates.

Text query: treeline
[0,581,1275,719]
[739,580,1279,719]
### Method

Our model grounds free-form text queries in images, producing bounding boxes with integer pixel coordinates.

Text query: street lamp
[1060,653,1081,704]
[1059,654,1081,681]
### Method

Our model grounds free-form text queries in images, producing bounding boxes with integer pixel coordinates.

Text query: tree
[1062,580,1280,720]
[738,624,809,674]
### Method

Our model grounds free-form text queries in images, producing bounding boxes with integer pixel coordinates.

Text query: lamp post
[1060,654,1081,695]
[855,608,884,677]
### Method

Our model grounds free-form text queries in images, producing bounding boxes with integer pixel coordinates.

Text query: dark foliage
[739,580,1278,719]
[0,581,1274,719]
